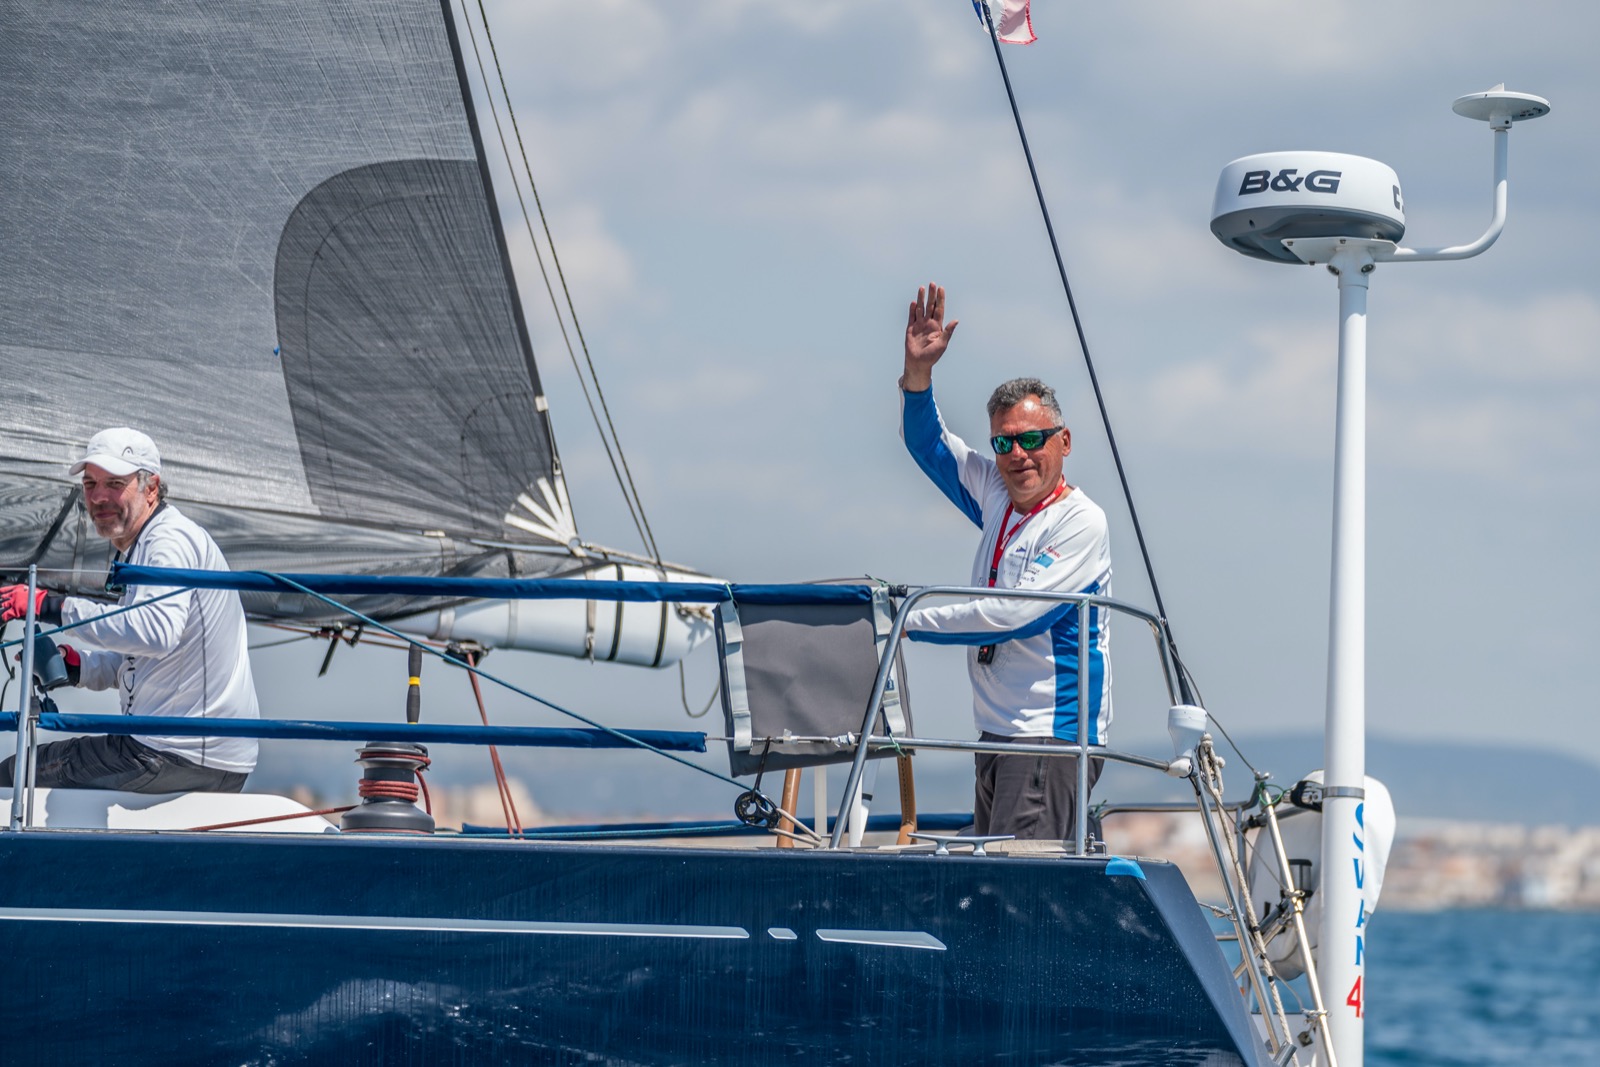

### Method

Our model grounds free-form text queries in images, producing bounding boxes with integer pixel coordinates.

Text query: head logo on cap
[69,428,162,479]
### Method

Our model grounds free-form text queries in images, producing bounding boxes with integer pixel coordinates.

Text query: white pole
[812,764,828,838]
[1219,89,1546,1067]
[847,758,880,848]
[1321,245,1372,1067]
[8,566,40,832]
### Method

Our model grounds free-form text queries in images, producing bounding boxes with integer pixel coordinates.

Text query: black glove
[33,640,81,691]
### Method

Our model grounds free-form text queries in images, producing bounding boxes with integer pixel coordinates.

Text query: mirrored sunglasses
[990,427,1063,454]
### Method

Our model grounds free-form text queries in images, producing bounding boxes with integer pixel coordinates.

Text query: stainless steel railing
[827,585,1182,852]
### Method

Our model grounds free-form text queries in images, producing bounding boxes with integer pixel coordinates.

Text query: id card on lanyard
[977,481,1066,665]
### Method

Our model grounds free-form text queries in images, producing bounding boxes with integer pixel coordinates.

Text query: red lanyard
[987,481,1067,587]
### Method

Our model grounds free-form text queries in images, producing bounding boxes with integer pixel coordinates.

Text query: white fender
[389,563,718,667]
[1245,771,1395,979]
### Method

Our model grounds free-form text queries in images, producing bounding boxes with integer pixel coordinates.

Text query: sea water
[1365,910,1600,1065]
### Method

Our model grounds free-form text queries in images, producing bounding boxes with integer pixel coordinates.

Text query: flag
[972,0,1036,45]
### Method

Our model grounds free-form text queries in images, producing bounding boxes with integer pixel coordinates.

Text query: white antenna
[1210,87,1549,1067]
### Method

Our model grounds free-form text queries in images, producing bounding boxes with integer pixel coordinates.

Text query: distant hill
[1192,732,1600,829]
[1087,731,1600,829]
[250,731,1600,828]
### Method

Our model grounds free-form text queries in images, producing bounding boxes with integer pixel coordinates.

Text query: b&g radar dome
[1210,152,1405,264]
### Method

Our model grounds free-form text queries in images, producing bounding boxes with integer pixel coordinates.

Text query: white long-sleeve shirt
[60,503,259,772]
[900,387,1112,743]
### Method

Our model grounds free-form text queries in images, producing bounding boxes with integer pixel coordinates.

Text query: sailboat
[0,1,1552,1065]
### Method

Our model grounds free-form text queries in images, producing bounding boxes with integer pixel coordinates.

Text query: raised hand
[903,283,959,391]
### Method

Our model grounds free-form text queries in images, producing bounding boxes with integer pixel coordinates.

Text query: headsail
[0,0,580,620]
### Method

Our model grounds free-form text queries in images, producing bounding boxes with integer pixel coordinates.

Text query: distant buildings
[1382,819,1600,910]
[1103,811,1600,911]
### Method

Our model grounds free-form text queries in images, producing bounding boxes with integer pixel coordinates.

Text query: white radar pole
[1209,87,1548,1067]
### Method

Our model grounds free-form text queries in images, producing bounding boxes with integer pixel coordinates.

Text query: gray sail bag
[714,582,912,778]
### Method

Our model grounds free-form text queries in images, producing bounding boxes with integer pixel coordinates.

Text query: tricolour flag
[972,0,1036,45]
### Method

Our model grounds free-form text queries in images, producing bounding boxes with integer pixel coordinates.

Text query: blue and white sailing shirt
[900,386,1112,744]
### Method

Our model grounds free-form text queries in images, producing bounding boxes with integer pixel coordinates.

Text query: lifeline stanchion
[7,566,39,832]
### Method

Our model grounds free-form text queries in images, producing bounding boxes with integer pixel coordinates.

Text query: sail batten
[0,0,574,605]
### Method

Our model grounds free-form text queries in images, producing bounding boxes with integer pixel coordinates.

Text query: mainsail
[0,1,589,625]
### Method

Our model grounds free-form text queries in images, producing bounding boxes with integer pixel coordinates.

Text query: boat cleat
[905,832,1015,856]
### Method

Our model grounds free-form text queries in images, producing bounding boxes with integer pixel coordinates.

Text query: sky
[42,1,1600,817]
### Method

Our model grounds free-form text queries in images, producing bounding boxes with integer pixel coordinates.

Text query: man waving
[899,284,1111,841]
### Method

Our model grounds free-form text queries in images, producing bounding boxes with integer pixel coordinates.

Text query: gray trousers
[0,733,247,794]
[974,730,1103,841]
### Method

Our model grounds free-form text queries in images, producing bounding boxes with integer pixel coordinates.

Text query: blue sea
[1366,910,1600,1065]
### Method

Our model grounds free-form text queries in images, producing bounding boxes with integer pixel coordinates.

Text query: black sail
[0,1,576,618]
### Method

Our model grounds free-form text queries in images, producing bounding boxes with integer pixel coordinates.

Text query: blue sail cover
[0,1,575,618]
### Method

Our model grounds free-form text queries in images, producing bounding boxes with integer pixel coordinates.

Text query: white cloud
[1382,290,1600,386]
[1119,2,1409,75]
[482,0,673,93]
[1117,288,1600,480]
[630,361,766,415]
[509,202,639,322]
[1133,325,1336,458]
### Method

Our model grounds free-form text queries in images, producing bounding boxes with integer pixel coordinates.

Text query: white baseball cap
[69,427,163,478]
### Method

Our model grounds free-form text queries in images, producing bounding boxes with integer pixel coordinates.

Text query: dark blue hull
[0,832,1266,1065]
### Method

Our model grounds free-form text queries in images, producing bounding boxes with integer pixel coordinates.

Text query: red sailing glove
[0,585,47,624]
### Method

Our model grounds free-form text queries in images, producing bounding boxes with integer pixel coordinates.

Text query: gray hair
[987,377,1062,422]
[136,469,169,502]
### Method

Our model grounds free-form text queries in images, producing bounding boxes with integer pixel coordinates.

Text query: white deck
[0,788,338,833]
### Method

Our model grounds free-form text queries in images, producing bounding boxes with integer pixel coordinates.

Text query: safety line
[0,587,190,652]
[254,571,816,838]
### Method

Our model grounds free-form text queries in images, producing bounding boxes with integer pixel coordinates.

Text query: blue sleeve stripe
[904,602,1075,646]
[1086,601,1107,744]
[902,388,983,528]
[1050,585,1108,744]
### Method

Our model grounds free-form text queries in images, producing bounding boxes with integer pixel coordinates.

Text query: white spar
[388,562,718,667]
[1211,87,1549,1067]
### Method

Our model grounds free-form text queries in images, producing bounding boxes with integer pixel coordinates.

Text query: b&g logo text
[1238,169,1343,195]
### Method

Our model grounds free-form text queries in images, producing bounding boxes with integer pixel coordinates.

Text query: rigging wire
[977,5,1196,706]
[259,571,818,841]
[0,588,191,654]
[460,646,525,836]
[0,622,13,714]
[459,0,665,566]
[250,622,425,656]
[247,632,316,651]
[1205,703,1263,780]
[453,0,635,549]
[678,660,719,719]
